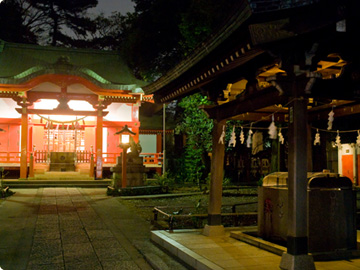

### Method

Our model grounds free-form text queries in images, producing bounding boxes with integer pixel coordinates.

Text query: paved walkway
[4,188,360,270]
[0,188,189,270]
[152,228,360,270]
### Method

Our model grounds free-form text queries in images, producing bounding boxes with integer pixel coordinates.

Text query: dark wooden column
[203,119,226,236]
[280,82,315,269]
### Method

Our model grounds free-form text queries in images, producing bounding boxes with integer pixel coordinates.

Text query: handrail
[0,151,164,167]
[141,153,163,166]
[0,152,21,163]
[153,201,258,231]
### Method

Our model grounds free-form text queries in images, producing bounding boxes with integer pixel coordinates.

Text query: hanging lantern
[314,129,320,145]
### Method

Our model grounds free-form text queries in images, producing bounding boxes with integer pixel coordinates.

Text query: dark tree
[89,12,135,50]
[23,0,98,46]
[121,0,240,81]
[123,0,191,81]
[0,1,37,43]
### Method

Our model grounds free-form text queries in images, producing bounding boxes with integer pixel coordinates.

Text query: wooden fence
[0,151,163,167]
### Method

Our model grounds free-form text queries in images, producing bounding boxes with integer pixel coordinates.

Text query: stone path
[0,188,189,270]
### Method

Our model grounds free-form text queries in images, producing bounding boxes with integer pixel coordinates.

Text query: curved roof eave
[0,65,143,92]
[0,40,147,93]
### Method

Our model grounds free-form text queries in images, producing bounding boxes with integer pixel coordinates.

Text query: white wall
[139,134,156,153]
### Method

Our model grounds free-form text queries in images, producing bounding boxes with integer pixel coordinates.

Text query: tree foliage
[0,1,36,43]
[174,93,213,184]
[121,0,239,81]
[25,0,98,46]
[0,0,98,46]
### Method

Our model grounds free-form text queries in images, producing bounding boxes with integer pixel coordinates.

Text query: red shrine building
[0,40,163,179]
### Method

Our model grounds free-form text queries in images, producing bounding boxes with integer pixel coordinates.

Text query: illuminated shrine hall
[0,40,163,179]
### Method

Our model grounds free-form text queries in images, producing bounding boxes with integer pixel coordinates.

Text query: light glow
[33,99,95,122]
[121,134,130,144]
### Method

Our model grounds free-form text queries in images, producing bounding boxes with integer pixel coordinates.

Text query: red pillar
[96,109,103,179]
[20,108,28,179]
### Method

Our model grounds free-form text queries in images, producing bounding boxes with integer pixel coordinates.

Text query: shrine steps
[2,179,111,188]
[2,171,111,188]
[32,171,94,180]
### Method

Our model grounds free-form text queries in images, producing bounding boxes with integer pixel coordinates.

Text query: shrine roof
[143,0,345,103]
[0,40,147,93]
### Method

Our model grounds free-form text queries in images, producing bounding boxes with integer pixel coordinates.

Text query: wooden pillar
[89,153,94,178]
[280,94,315,269]
[122,149,127,188]
[96,109,103,179]
[20,108,28,179]
[156,133,162,174]
[203,119,226,236]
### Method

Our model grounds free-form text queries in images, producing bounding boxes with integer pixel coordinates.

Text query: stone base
[280,253,315,270]
[202,225,225,237]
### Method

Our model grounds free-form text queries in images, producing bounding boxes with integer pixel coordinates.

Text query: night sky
[90,0,135,15]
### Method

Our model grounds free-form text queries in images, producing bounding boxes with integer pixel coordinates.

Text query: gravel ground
[118,186,258,229]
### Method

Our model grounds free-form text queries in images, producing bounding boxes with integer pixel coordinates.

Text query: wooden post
[89,153,94,178]
[29,153,34,178]
[156,133,162,175]
[203,119,226,236]
[20,108,28,179]
[96,109,103,179]
[280,87,315,269]
[122,149,127,188]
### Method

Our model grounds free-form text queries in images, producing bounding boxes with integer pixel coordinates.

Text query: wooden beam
[204,87,288,121]
[309,102,360,121]
[15,108,109,116]
[230,112,288,122]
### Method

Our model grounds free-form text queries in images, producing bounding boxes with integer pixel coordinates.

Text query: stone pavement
[0,188,190,270]
[152,227,360,270]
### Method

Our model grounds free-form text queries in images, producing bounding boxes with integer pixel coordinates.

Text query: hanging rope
[36,114,87,124]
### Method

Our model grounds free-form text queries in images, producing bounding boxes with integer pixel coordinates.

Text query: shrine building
[0,40,164,179]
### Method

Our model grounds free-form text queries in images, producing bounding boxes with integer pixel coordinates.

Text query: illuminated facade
[0,40,162,179]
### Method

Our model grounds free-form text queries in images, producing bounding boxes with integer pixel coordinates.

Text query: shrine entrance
[45,128,85,153]
[41,125,86,172]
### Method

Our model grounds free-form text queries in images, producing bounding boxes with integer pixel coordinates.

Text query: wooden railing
[0,151,163,168]
[76,151,92,163]
[34,150,48,163]
[102,153,117,164]
[141,153,163,167]
[0,152,21,163]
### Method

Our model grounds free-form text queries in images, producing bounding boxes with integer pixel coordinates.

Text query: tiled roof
[0,40,147,92]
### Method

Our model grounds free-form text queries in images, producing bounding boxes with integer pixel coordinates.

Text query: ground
[119,185,258,230]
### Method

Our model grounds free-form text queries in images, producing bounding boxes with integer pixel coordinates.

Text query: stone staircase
[32,171,94,180]
[3,171,111,188]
